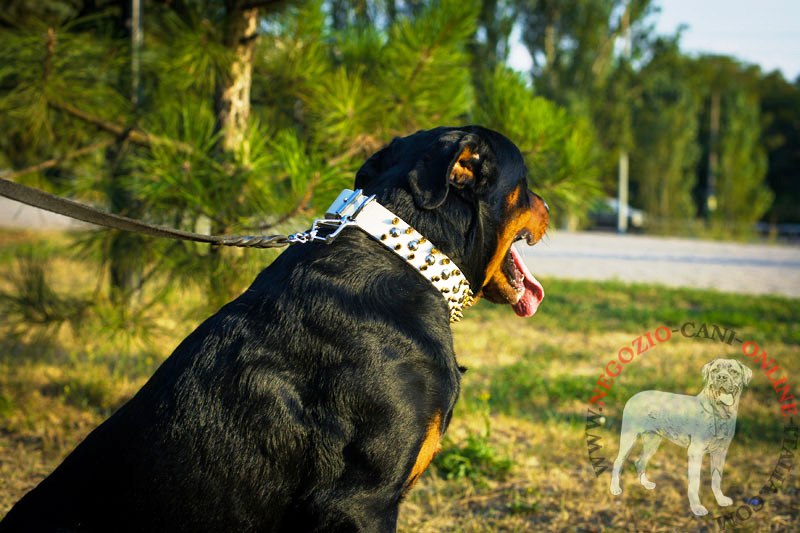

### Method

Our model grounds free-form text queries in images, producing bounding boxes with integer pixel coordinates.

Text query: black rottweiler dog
[1,126,548,532]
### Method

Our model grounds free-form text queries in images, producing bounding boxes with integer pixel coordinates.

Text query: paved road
[520,230,800,298]
[0,198,88,230]
[2,199,799,298]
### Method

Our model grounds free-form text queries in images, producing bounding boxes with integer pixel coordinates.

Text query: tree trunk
[705,89,720,221]
[108,4,144,308]
[216,4,258,159]
[209,3,259,306]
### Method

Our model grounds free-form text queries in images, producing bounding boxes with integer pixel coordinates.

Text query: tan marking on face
[404,411,442,493]
[480,189,549,304]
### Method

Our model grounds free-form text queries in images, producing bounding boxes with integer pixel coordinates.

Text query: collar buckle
[325,189,375,220]
[288,189,375,245]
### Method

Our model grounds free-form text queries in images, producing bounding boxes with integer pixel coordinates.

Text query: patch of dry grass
[399,318,798,531]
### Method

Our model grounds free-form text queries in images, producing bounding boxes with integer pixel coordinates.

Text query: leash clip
[288,189,375,245]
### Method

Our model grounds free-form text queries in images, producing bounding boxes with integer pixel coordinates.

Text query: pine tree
[1,0,604,319]
[714,90,772,229]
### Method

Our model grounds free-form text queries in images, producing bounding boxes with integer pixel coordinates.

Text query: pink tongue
[510,247,544,317]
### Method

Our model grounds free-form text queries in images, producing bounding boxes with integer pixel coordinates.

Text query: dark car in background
[588,197,646,230]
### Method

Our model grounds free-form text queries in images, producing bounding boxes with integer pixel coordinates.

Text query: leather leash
[0,177,291,249]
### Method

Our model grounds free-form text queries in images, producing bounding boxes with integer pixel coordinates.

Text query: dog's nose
[532,192,549,213]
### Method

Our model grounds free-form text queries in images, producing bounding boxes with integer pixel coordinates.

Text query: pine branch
[252,171,319,230]
[328,133,381,166]
[0,139,115,180]
[49,101,194,153]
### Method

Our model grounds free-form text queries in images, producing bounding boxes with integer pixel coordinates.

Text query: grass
[0,229,798,531]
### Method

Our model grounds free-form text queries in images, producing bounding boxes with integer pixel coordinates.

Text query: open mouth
[714,382,739,406]
[504,231,544,317]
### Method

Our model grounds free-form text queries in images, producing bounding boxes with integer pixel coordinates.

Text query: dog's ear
[407,132,484,209]
[702,360,718,383]
[448,142,482,190]
[738,361,753,386]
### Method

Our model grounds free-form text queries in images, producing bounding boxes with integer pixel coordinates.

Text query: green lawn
[1,230,798,530]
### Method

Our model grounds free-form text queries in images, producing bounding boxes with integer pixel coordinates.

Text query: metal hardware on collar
[287,189,376,245]
[325,188,376,220]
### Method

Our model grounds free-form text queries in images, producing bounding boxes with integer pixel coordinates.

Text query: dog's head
[355,126,549,317]
[701,358,752,407]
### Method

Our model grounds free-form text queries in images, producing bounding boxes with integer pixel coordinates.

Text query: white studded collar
[293,189,474,323]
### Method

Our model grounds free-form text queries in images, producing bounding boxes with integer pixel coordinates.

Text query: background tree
[759,72,800,224]
[630,37,700,228]
[517,0,656,194]
[690,55,772,230]
[713,89,772,229]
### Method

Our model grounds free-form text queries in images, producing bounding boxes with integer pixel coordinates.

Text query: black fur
[1,126,532,532]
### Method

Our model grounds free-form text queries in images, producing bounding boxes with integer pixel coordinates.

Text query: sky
[508,0,800,82]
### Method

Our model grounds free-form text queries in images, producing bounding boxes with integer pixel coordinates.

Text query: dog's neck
[699,386,740,420]
[699,387,740,440]
[320,189,474,323]
[368,187,495,295]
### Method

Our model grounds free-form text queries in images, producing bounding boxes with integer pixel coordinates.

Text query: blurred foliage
[475,66,601,225]
[630,36,700,223]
